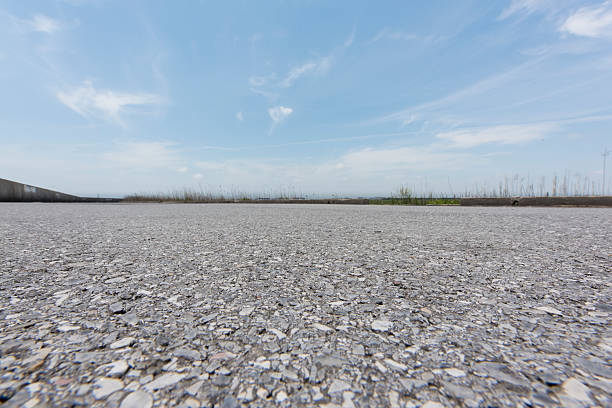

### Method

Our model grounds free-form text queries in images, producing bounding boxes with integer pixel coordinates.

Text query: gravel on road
[1,203,610,407]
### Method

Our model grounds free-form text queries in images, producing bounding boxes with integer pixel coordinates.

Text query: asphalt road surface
[1,203,610,407]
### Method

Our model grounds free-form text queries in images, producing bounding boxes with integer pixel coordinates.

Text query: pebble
[98,360,129,377]
[560,378,593,404]
[92,377,124,399]
[110,302,126,314]
[120,390,153,408]
[328,379,351,394]
[110,337,136,349]
[239,307,254,316]
[444,368,466,377]
[313,323,334,332]
[173,348,200,361]
[384,358,408,371]
[535,306,563,316]
[143,373,186,391]
[275,390,288,403]
[371,319,393,332]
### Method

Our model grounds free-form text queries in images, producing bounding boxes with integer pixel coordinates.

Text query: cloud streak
[101,141,180,169]
[435,124,555,148]
[366,28,417,44]
[30,15,62,33]
[560,1,612,38]
[268,106,293,123]
[280,57,332,87]
[499,0,552,20]
[57,81,162,125]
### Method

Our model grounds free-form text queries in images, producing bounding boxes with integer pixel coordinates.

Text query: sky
[1,0,612,197]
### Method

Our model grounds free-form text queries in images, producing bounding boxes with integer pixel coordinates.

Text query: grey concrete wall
[0,178,120,202]
[0,178,83,202]
[461,196,612,207]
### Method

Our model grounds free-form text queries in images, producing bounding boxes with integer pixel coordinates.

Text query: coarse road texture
[1,203,611,408]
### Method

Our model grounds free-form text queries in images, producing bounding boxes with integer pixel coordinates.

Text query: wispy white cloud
[249,74,275,87]
[236,111,244,122]
[280,56,332,87]
[30,15,62,33]
[192,144,478,195]
[248,74,280,99]
[281,62,316,87]
[337,146,473,172]
[365,57,545,126]
[251,28,354,96]
[56,80,162,125]
[435,124,555,148]
[268,106,293,123]
[101,141,179,169]
[366,28,417,45]
[2,12,66,34]
[560,1,612,38]
[499,0,552,20]
[344,26,356,47]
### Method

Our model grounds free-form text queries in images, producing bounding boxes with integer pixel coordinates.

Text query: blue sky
[1,0,612,197]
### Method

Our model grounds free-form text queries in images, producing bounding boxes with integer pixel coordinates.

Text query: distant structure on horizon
[0,178,118,202]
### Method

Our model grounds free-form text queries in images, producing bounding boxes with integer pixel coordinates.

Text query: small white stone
[269,328,287,340]
[254,360,271,369]
[275,390,288,403]
[237,386,255,402]
[54,292,70,306]
[110,337,136,349]
[143,373,186,391]
[256,388,269,399]
[328,379,351,394]
[444,368,466,377]
[371,320,394,332]
[384,358,408,371]
[24,398,40,408]
[93,377,124,400]
[57,324,80,332]
[239,306,254,316]
[375,361,388,373]
[182,398,200,408]
[561,378,593,403]
[98,360,129,377]
[125,382,139,392]
[313,323,334,332]
[25,383,43,394]
[311,386,324,401]
[167,295,182,307]
[535,306,563,316]
[120,390,153,408]
[342,391,356,408]
[421,402,444,408]
[185,381,203,396]
[404,345,420,355]
[388,390,400,408]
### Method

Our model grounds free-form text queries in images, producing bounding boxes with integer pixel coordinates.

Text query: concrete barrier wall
[0,178,120,202]
[0,178,83,202]
[461,196,612,207]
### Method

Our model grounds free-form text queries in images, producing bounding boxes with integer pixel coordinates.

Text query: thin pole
[604,148,611,195]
